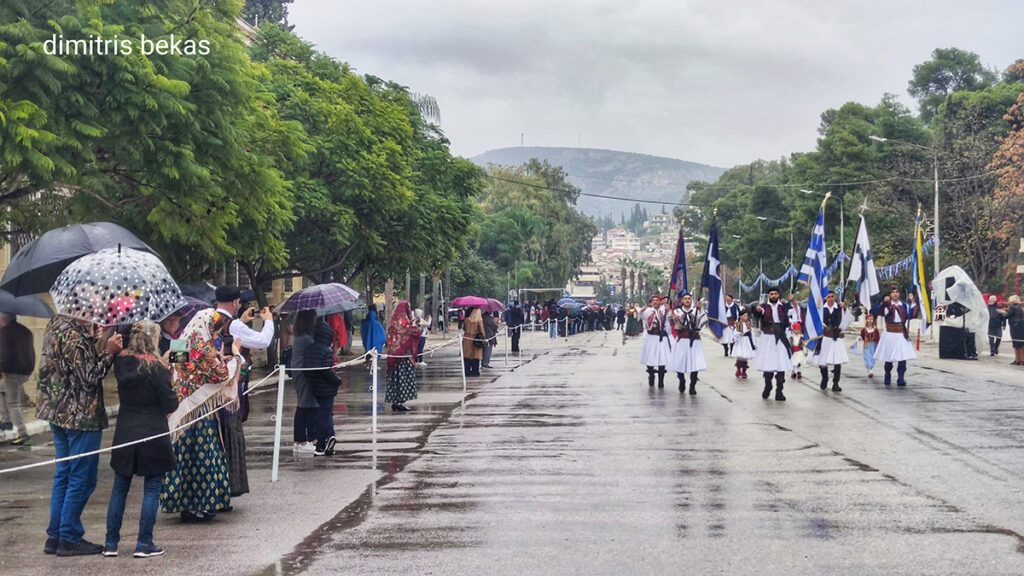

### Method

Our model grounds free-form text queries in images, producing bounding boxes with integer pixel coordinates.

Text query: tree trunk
[384,278,394,327]
[419,273,426,312]
[431,272,441,331]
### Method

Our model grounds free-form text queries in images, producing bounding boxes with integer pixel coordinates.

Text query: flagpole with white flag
[847,215,880,313]
[701,214,728,340]
[912,205,933,336]
[797,193,830,352]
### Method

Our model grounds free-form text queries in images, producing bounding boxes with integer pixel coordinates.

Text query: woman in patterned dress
[385,301,422,412]
[160,310,241,523]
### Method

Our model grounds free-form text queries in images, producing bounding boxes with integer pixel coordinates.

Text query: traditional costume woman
[160,309,241,523]
[385,301,422,412]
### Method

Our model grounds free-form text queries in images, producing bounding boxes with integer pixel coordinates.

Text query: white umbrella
[50,247,186,326]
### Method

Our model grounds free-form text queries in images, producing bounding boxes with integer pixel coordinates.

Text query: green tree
[908,47,998,124]
[242,0,294,27]
[0,0,302,290]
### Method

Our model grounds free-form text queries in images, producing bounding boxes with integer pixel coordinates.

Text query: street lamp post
[870,135,940,275]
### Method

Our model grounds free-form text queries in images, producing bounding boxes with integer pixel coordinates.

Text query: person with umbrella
[386,302,422,412]
[462,307,485,376]
[37,315,123,556]
[0,313,36,445]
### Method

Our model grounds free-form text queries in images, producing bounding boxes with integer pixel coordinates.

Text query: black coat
[1006,305,1024,343]
[110,356,179,477]
[306,323,342,399]
[988,304,1007,334]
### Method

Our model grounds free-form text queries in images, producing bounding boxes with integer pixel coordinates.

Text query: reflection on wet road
[269,331,1024,575]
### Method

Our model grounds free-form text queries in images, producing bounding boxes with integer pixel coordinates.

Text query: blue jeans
[549,320,556,338]
[106,473,162,546]
[47,425,102,543]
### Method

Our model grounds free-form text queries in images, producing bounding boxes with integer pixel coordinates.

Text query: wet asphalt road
[269,330,1024,576]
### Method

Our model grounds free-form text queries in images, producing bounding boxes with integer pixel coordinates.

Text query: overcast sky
[288,0,1021,169]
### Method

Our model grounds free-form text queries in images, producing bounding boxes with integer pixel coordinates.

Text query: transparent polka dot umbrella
[49,247,187,327]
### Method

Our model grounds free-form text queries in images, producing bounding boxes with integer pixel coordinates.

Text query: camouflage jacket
[35,316,115,431]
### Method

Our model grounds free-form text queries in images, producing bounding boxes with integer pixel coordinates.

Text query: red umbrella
[451,295,489,308]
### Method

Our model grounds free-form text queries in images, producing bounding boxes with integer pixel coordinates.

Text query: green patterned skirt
[385,358,418,404]
[160,415,231,513]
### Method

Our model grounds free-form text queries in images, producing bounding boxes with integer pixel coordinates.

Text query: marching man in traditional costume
[752,288,792,401]
[668,293,707,395]
[812,291,852,392]
[721,294,740,357]
[640,295,672,388]
[732,308,756,379]
[875,286,918,386]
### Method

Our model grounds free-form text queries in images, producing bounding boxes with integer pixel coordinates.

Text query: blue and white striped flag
[797,204,828,351]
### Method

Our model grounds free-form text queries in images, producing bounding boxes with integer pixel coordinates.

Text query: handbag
[473,331,485,348]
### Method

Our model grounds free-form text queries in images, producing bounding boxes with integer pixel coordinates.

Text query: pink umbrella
[451,295,489,308]
[484,298,505,312]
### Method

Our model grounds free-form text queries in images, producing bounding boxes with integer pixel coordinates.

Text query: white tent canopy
[933,265,989,355]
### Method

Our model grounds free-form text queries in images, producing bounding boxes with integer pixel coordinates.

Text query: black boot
[647,367,655,387]
[657,367,666,388]
[463,359,471,376]
[819,367,829,390]
[677,373,686,392]
[896,361,907,386]
[884,362,893,385]
[723,344,729,357]
[762,373,773,399]
[831,366,842,392]
[774,372,786,401]
[689,372,697,395]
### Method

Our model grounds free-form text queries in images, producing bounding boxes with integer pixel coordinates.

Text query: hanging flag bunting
[669,220,688,300]
[797,194,830,351]
[911,206,933,333]
[848,215,880,312]
[701,218,728,339]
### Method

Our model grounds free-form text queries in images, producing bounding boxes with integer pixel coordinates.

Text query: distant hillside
[470,147,726,220]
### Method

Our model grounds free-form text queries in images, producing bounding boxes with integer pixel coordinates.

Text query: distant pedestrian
[1006,295,1024,366]
[414,308,431,364]
[306,322,341,454]
[625,303,641,337]
[462,307,485,376]
[386,301,422,411]
[289,310,318,454]
[507,301,524,352]
[0,313,35,444]
[482,311,499,368]
[37,315,122,556]
[616,306,626,331]
[988,295,1007,356]
[732,310,756,378]
[360,305,386,367]
[104,322,178,559]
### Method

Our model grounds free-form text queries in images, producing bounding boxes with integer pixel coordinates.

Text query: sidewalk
[0,332,547,576]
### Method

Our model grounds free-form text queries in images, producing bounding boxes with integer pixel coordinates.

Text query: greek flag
[848,215,880,313]
[797,205,827,351]
[701,221,728,339]
[912,211,932,334]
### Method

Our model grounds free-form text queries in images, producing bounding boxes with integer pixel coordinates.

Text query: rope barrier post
[504,324,509,367]
[459,333,467,399]
[271,365,285,483]
[371,350,379,445]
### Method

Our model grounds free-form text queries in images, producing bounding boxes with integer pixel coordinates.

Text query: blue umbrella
[557,297,577,306]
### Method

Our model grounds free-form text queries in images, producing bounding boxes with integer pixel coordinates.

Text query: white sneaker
[419,361,428,367]
[294,442,315,455]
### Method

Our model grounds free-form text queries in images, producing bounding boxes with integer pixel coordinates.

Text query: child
[732,310,756,379]
[857,313,880,378]
[789,322,805,380]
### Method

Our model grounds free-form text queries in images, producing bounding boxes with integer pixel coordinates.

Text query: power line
[485,174,711,207]
[550,170,1000,190]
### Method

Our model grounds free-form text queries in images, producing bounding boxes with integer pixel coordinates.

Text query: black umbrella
[178,282,217,304]
[0,222,157,296]
[0,290,53,318]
